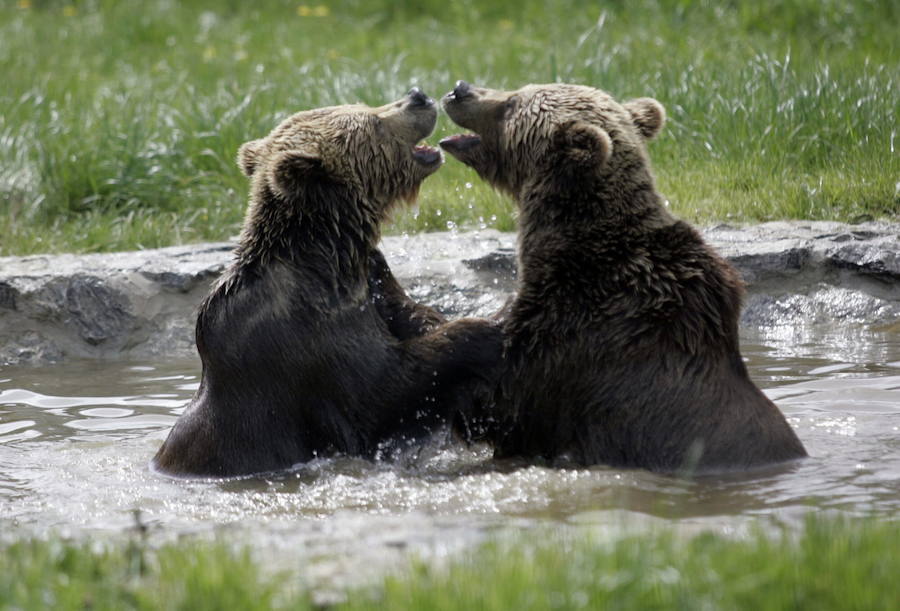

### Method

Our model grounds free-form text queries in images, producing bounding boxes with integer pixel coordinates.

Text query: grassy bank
[1,0,897,255]
[2,516,898,609]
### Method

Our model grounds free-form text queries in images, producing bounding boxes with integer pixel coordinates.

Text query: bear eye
[503,96,519,119]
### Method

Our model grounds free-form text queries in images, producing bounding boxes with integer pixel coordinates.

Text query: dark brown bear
[153,89,502,478]
[440,81,807,473]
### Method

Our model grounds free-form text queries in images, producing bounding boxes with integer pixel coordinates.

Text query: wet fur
[442,83,807,472]
[153,97,501,477]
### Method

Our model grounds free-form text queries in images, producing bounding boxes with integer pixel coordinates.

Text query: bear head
[238,88,442,224]
[439,81,664,199]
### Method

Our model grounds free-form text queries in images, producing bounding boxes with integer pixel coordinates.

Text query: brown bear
[440,81,807,473]
[153,88,502,478]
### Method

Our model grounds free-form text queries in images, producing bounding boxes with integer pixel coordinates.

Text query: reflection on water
[0,323,898,590]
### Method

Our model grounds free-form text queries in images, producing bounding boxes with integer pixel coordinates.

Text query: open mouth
[412,143,442,166]
[438,133,481,153]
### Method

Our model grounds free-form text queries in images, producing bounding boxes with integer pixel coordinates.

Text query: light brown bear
[440,81,807,472]
[153,89,502,478]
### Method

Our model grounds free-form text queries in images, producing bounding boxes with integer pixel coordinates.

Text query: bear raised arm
[367,247,447,340]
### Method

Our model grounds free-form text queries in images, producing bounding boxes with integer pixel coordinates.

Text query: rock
[827,243,900,280]
[463,247,518,276]
[0,242,234,365]
[0,222,898,365]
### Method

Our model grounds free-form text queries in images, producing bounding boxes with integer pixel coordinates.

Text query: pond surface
[1,320,898,590]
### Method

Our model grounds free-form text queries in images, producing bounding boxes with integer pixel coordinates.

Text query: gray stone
[0,222,897,365]
[827,243,900,280]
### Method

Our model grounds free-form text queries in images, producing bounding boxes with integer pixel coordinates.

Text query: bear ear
[552,120,612,167]
[268,149,327,199]
[623,98,665,140]
[237,138,267,176]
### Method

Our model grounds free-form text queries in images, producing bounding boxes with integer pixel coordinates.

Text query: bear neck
[518,164,674,245]
[232,184,379,291]
[515,163,685,296]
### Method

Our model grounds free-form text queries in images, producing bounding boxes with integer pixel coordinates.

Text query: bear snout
[442,81,477,110]
[449,80,473,100]
[407,87,434,108]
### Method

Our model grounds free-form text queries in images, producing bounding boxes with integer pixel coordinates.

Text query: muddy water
[1,322,898,590]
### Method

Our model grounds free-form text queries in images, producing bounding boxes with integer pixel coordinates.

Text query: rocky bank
[1,221,897,365]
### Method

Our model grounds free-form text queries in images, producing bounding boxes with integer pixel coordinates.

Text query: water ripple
[0,328,898,585]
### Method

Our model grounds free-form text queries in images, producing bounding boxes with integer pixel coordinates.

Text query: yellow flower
[62,5,77,17]
[498,19,513,31]
[202,45,216,61]
[326,49,339,60]
[17,0,31,10]
[297,5,329,17]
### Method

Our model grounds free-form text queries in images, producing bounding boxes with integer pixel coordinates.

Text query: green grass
[361,517,900,610]
[2,516,899,610]
[1,0,897,255]
[0,538,306,610]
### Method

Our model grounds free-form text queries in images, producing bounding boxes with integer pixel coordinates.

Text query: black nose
[452,80,472,99]
[407,87,431,107]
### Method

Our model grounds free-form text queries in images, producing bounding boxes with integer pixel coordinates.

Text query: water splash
[0,321,898,593]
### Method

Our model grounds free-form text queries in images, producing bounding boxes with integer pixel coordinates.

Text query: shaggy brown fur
[441,81,807,473]
[153,89,502,478]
